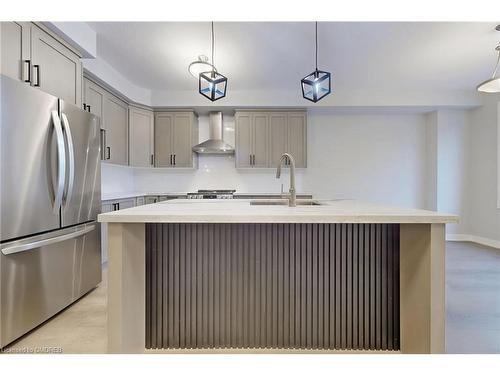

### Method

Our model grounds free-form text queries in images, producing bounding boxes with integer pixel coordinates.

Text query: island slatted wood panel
[145,223,400,351]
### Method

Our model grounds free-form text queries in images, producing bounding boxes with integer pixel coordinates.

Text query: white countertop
[98,199,458,224]
[101,191,313,201]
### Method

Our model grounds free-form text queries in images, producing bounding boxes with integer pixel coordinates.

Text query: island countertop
[98,199,458,224]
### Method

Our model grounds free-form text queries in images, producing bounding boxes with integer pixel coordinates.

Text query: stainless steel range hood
[192,112,234,154]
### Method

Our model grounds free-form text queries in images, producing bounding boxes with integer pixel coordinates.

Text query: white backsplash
[133,154,305,193]
[101,163,135,194]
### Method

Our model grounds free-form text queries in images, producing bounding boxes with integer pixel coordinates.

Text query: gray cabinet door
[104,93,128,165]
[117,198,135,210]
[101,203,113,213]
[252,113,269,167]
[1,22,30,82]
[83,78,105,120]
[30,24,82,105]
[172,113,193,167]
[154,113,174,167]
[287,112,307,168]
[235,113,252,168]
[145,196,158,204]
[129,106,154,167]
[269,112,287,168]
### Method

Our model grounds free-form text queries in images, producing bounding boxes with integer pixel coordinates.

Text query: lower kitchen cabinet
[129,105,154,167]
[145,196,159,204]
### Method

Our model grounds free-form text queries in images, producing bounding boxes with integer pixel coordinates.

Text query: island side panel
[107,223,146,353]
[399,223,445,354]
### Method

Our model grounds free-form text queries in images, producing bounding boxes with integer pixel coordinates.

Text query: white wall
[302,112,427,207]
[466,94,500,242]
[435,110,471,235]
[132,112,428,209]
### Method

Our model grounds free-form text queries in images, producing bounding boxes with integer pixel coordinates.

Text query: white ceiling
[88,22,500,92]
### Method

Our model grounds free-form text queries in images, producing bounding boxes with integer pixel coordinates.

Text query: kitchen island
[98,199,458,354]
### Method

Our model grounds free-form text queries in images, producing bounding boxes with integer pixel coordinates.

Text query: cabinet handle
[87,105,91,112]
[252,154,256,165]
[83,103,87,110]
[170,154,173,165]
[150,154,154,166]
[33,65,40,87]
[24,60,31,83]
[249,154,252,165]
[173,154,176,165]
[106,146,111,160]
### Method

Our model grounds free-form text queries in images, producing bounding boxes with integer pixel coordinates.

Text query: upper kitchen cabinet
[30,24,82,105]
[83,78,105,118]
[235,111,269,168]
[1,22,82,106]
[285,112,307,168]
[129,105,154,167]
[0,22,31,82]
[83,77,129,166]
[104,93,129,165]
[235,110,307,168]
[154,111,198,168]
[268,112,288,167]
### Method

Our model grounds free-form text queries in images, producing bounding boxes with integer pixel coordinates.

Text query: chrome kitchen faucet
[276,153,297,207]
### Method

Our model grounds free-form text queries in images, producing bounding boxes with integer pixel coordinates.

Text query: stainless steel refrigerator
[0,75,102,348]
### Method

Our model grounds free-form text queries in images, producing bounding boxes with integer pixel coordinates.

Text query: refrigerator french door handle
[0,225,96,255]
[61,113,75,206]
[51,110,66,214]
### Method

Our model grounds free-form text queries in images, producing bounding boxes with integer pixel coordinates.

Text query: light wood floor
[2,241,499,354]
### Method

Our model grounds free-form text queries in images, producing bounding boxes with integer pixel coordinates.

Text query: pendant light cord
[211,21,215,74]
[315,21,318,71]
[492,46,500,78]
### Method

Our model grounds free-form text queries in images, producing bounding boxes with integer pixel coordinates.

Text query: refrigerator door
[0,222,101,348]
[59,100,101,228]
[0,75,62,242]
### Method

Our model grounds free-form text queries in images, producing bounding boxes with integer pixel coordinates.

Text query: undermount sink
[250,199,323,206]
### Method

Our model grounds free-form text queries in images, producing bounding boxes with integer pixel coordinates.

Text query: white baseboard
[446,233,500,249]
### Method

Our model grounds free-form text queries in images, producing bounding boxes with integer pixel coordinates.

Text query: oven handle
[1,225,95,255]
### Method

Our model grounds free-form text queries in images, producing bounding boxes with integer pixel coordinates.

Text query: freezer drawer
[0,223,101,348]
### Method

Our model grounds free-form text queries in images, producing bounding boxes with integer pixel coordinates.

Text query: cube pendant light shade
[199,22,227,101]
[301,69,331,102]
[199,70,228,101]
[301,22,332,103]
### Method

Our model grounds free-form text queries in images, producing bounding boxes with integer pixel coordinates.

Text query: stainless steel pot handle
[61,113,75,206]
[51,110,66,214]
[1,225,95,255]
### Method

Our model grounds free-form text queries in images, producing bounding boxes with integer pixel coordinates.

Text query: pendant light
[188,55,216,78]
[199,22,227,101]
[477,25,500,93]
[301,22,331,103]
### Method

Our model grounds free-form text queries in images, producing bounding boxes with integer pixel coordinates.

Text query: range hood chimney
[192,112,234,154]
